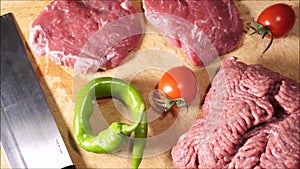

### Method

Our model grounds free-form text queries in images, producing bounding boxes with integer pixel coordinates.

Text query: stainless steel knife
[1,13,75,169]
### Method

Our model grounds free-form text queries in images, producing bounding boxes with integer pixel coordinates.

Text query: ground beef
[143,0,243,66]
[30,0,142,73]
[171,57,300,168]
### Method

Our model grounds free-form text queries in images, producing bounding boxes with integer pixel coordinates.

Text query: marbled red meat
[30,0,142,73]
[171,57,300,168]
[143,0,243,66]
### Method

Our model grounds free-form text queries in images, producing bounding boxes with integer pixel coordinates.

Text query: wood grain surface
[1,0,299,168]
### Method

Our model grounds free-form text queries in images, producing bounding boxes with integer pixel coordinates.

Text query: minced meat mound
[171,57,300,169]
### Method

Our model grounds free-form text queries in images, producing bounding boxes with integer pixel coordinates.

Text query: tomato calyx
[154,91,188,112]
[248,20,273,54]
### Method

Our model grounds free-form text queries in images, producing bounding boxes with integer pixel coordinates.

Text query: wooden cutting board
[1,0,299,168]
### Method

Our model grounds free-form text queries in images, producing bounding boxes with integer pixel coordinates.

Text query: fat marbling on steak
[30,0,142,73]
[171,57,300,168]
[143,0,243,66]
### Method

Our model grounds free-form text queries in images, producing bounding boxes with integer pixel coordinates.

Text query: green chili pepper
[73,77,147,169]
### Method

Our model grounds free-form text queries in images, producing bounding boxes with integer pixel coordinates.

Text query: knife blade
[1,13,75,169]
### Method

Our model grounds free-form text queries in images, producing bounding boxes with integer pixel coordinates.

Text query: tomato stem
[248,20,273,54]
[153,92,188,112]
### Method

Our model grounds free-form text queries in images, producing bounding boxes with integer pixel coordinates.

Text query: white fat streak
[74,56,106,74]
[105,51,116,61]
[227,3,233,20]
[48,51,77,66]
[29,25,49,56]
[191,24,203,43]
[120,0,129,11]
[100,19,108,26]
[29,25,40,48]
[50,1,58,10]
[30,25,79,68]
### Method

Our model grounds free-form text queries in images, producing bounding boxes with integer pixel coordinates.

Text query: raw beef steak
[171,57,300,168]
[143,0,243,66]
[30,0,142,73]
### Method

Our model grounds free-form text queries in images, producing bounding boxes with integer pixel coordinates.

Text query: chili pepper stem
[121,111,145,135]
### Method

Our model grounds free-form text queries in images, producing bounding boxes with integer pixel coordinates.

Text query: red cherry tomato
[257,3,296,39]
[157,66,197,110]
[249,3,296,53]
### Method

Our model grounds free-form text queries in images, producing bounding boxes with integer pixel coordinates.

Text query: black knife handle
[62,165,76,169]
